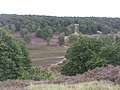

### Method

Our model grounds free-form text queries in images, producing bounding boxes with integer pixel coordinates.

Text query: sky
[0,0,120,17]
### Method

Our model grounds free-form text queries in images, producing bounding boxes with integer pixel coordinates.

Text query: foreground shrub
[61,36,103,75]
[62,36,120,76]
[27,81,120,90]
[68,34,79,44]
[0,28,31,81]
[19,67,55,80]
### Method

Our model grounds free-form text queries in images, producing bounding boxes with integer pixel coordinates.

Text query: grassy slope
[27,81,120,90]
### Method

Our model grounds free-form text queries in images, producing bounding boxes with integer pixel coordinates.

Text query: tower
[74,24,79,35]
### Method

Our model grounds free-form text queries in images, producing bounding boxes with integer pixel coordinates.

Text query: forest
[0,14,120,35]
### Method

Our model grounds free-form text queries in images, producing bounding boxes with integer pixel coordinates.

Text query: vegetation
[19,67,55,80]
[0,28,56,81]
[20,28,29,38]
[27,81,120,90]
[68,34,79,44]
[0,28,31,80]
[1,14,120,88]
[0,14,120,36]
[35,26,53,40]
[58,33,65,46]
[62,36,120,76]
[61,36,103,75]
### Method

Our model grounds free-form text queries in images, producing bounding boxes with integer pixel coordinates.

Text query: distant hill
[0,14,120,35]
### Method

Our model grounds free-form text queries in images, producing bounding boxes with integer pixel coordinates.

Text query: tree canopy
[0,14,120,35]
[0,28,31,80]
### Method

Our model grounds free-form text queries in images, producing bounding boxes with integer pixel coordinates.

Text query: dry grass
[31,58,63,67]
[29,45,67,67]
[30,51,66,59]
[29,46,66,59]
[27,81,120,90]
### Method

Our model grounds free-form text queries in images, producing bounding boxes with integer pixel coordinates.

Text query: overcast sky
[0,0,120,17]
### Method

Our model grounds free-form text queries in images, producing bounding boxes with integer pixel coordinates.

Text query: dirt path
[32,56,64,61]
[29,51,66,53]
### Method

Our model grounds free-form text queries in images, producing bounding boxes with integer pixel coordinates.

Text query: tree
[35,26,53,40]
[23,33,31,44]
[68,34,78,44]
[0,28,31,80]
[58,33,65,46]
[61,36,103,76]
[99,35,114,45]
[20,28,29,38]
[10,24,16,33]
[35,27,42,37]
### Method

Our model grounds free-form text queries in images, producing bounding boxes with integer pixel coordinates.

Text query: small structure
[74,24,79,35]
[97,31,102,34]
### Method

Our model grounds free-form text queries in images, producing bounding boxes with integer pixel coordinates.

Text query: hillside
[0,14,120,35]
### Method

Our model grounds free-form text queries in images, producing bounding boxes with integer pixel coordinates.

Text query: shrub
[23,33,31,44]
[0,28,31,80]
[58,33,65,46]
[61,36,103,76]
[35,26,53,40]
[19,67,55,80]
[68,34,78,44]
[20,28,29,38]
[62,35,120,76]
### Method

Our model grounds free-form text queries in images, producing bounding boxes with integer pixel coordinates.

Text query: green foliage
[58,33,65,46]
[10,24,16,33]
[0,28,31,80]
[68,34,79,44]
[99,43,120,66]
[1,15,120,35]
[61,36,103,75]
[23,33,31,44]
[35,26,53,40]
[62,35,120,76]
[19,67,55,80]
[99,35,114,45]
[20,28,29,38]
[86,54,108,70]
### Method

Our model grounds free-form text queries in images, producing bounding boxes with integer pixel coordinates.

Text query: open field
[30,50,66,59]
[29,45,67,67]
[13,32,67,67]
[31,58,63,67]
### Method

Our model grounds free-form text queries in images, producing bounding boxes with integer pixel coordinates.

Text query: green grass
[27,81,120,90]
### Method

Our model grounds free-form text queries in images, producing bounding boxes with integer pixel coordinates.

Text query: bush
[61,36,103,76]
[35,26,53,40]
[19,67,55,80]
[20,28,29,38]
[23,33,31,44]
[62,35,120,76]
[58,33,65,46]
[0,28,31,80]
[68,34,78,44]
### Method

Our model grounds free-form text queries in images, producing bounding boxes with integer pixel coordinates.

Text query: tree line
[0,14,120,35]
